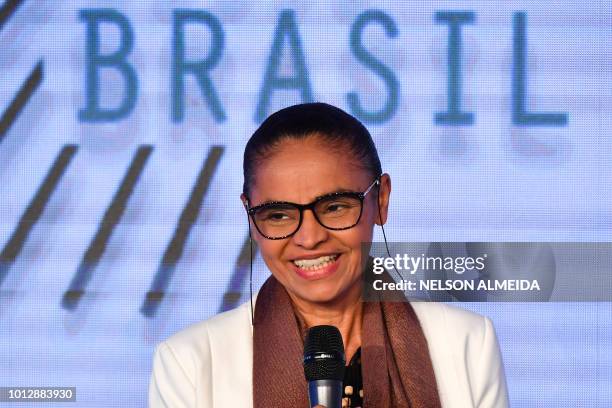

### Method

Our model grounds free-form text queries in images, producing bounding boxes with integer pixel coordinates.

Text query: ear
[240,193,257,240]
[240,193,249,209]
[375,173,391,226]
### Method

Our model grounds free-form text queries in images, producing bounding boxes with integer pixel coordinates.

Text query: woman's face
[242,136,390,306]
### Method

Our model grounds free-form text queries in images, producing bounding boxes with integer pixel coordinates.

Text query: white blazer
[149,300,509,407]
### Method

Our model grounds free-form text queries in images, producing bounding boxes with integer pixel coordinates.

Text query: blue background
[0,1,610,406]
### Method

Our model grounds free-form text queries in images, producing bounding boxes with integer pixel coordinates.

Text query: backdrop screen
[0,1,610,406]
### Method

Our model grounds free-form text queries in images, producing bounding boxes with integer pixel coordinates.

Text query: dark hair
[243,103,382,197]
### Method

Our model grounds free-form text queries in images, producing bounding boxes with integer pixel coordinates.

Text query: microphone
[303,325,346,408]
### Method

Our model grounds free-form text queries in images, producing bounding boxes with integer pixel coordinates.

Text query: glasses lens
[252,203,300,238]
[314,194,362,229]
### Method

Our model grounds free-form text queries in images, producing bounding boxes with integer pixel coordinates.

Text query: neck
[289,280,363,362]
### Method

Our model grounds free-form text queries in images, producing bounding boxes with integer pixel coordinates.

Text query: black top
[342,347,363,407]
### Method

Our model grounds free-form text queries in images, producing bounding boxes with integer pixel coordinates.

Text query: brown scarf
[253,275,442,407]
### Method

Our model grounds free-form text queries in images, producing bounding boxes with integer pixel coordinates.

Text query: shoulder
[411,301,488,338]
[410,302,509,407]
[410,301,500,364]
[164,301,253,353]
[160,301,253,373]
[149,302,254,407]
[410,301,495,373]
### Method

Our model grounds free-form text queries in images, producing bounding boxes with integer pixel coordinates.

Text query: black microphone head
[303,325,346,381]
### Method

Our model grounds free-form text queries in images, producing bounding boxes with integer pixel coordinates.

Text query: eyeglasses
[245,176,381,240]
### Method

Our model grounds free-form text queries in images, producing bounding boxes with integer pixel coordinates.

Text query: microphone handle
[308,379,343,408]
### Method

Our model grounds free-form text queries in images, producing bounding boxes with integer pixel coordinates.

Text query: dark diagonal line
[218,234,257,313]
[0,60,43,143]
[140,146,224,317]
[0,0,25,31]
[0,144,78,287]
[61,145,153,310]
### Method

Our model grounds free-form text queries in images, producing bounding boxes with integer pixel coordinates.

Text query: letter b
[79,9,138,122]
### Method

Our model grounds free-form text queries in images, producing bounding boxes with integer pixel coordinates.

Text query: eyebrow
[314,188,354,200]
[253,188,357,207]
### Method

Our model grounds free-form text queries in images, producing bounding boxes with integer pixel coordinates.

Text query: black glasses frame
[245,175,381,240]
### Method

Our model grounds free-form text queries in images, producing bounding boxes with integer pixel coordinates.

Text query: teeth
[293,255,338,270]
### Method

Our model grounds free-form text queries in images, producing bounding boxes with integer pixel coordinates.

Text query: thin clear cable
[376,178,403,283]
[248,221,255,325]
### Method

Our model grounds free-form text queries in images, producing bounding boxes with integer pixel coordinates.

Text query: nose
[291,209,328,249]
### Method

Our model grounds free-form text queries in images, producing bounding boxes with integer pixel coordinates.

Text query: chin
[292,279,357,305]
[294,292,339,306]
[272,260,362,305]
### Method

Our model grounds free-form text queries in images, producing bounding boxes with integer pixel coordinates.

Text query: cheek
[336,221,375,251]
[358,203,379,236]
[255,238,286,264]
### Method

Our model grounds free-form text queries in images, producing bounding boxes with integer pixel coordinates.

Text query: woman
[149,103,509,407]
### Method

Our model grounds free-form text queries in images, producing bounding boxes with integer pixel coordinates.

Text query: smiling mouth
[290,254,341,281]
[292,254,339,271]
